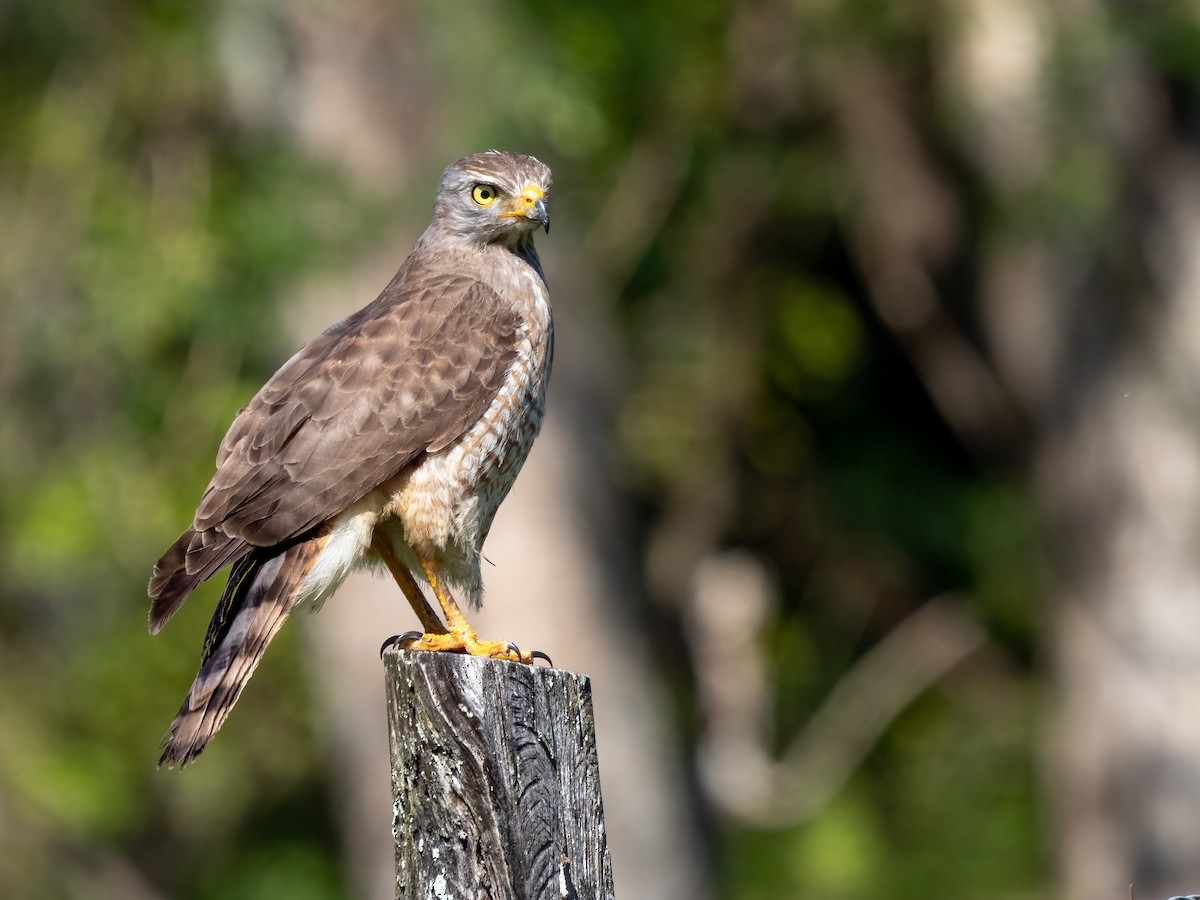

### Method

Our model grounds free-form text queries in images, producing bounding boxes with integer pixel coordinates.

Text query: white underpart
[297,498,381,609]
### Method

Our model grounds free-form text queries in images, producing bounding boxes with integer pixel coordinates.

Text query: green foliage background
[7,0,1195,897]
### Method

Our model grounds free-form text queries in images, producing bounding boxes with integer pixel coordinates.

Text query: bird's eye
[471,185,497,206]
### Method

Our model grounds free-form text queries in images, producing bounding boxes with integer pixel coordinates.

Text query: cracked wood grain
[385,650,615,900]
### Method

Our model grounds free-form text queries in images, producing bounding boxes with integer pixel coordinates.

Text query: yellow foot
[414,629,537,664]
[381,629,551,666]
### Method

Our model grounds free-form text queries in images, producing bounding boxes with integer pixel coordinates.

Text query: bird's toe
[379,631,424,658]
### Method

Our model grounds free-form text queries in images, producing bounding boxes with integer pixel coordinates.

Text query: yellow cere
[498,184,546,220]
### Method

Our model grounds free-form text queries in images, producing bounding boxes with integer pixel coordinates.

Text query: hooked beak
[514,185,549,233]
[531,196,550,233]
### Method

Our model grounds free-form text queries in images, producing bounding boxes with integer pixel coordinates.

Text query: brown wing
[199,268,520,545]
[149,262,519,627]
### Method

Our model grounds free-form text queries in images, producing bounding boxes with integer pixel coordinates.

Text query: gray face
[433,151,552,246]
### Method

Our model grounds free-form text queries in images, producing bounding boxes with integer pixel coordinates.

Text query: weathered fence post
[384,650,615,900]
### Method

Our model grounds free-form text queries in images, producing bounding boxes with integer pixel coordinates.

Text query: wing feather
[195,264,519,547]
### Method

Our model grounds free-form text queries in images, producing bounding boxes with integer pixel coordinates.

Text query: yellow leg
[372,534,447,635]
[411,552,533,664]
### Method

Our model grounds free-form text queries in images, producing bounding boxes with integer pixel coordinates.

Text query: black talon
[380,631,423,658]
[530,650,554,667]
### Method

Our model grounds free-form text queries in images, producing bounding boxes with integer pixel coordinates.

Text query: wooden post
[384,650,615,900]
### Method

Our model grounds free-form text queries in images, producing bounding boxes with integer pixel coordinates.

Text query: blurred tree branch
[689,554,988,827]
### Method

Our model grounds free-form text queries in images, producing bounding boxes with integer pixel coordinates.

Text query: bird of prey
[148,150,554,767]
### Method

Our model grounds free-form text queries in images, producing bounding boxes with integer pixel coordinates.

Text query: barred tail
[158,534,326,767]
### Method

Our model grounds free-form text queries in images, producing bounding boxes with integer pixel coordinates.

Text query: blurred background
[4,0,1200,898]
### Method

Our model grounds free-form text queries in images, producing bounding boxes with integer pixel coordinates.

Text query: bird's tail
[158,533,326,767]
[148,526,249,633]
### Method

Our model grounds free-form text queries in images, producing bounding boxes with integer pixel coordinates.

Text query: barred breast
[384,268,552,605]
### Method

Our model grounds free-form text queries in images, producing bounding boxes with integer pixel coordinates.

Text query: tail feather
[158,534,326,768]
[148,527,249,633]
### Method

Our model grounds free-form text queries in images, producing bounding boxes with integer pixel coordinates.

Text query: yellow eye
[471,184,497,206]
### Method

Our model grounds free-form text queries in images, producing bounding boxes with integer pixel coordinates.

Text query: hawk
[149,151,554,767]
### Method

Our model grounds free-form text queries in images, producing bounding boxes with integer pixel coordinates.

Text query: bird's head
[432,150,552,249]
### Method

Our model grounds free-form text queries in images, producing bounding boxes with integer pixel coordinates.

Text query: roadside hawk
[149,150,554,767]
